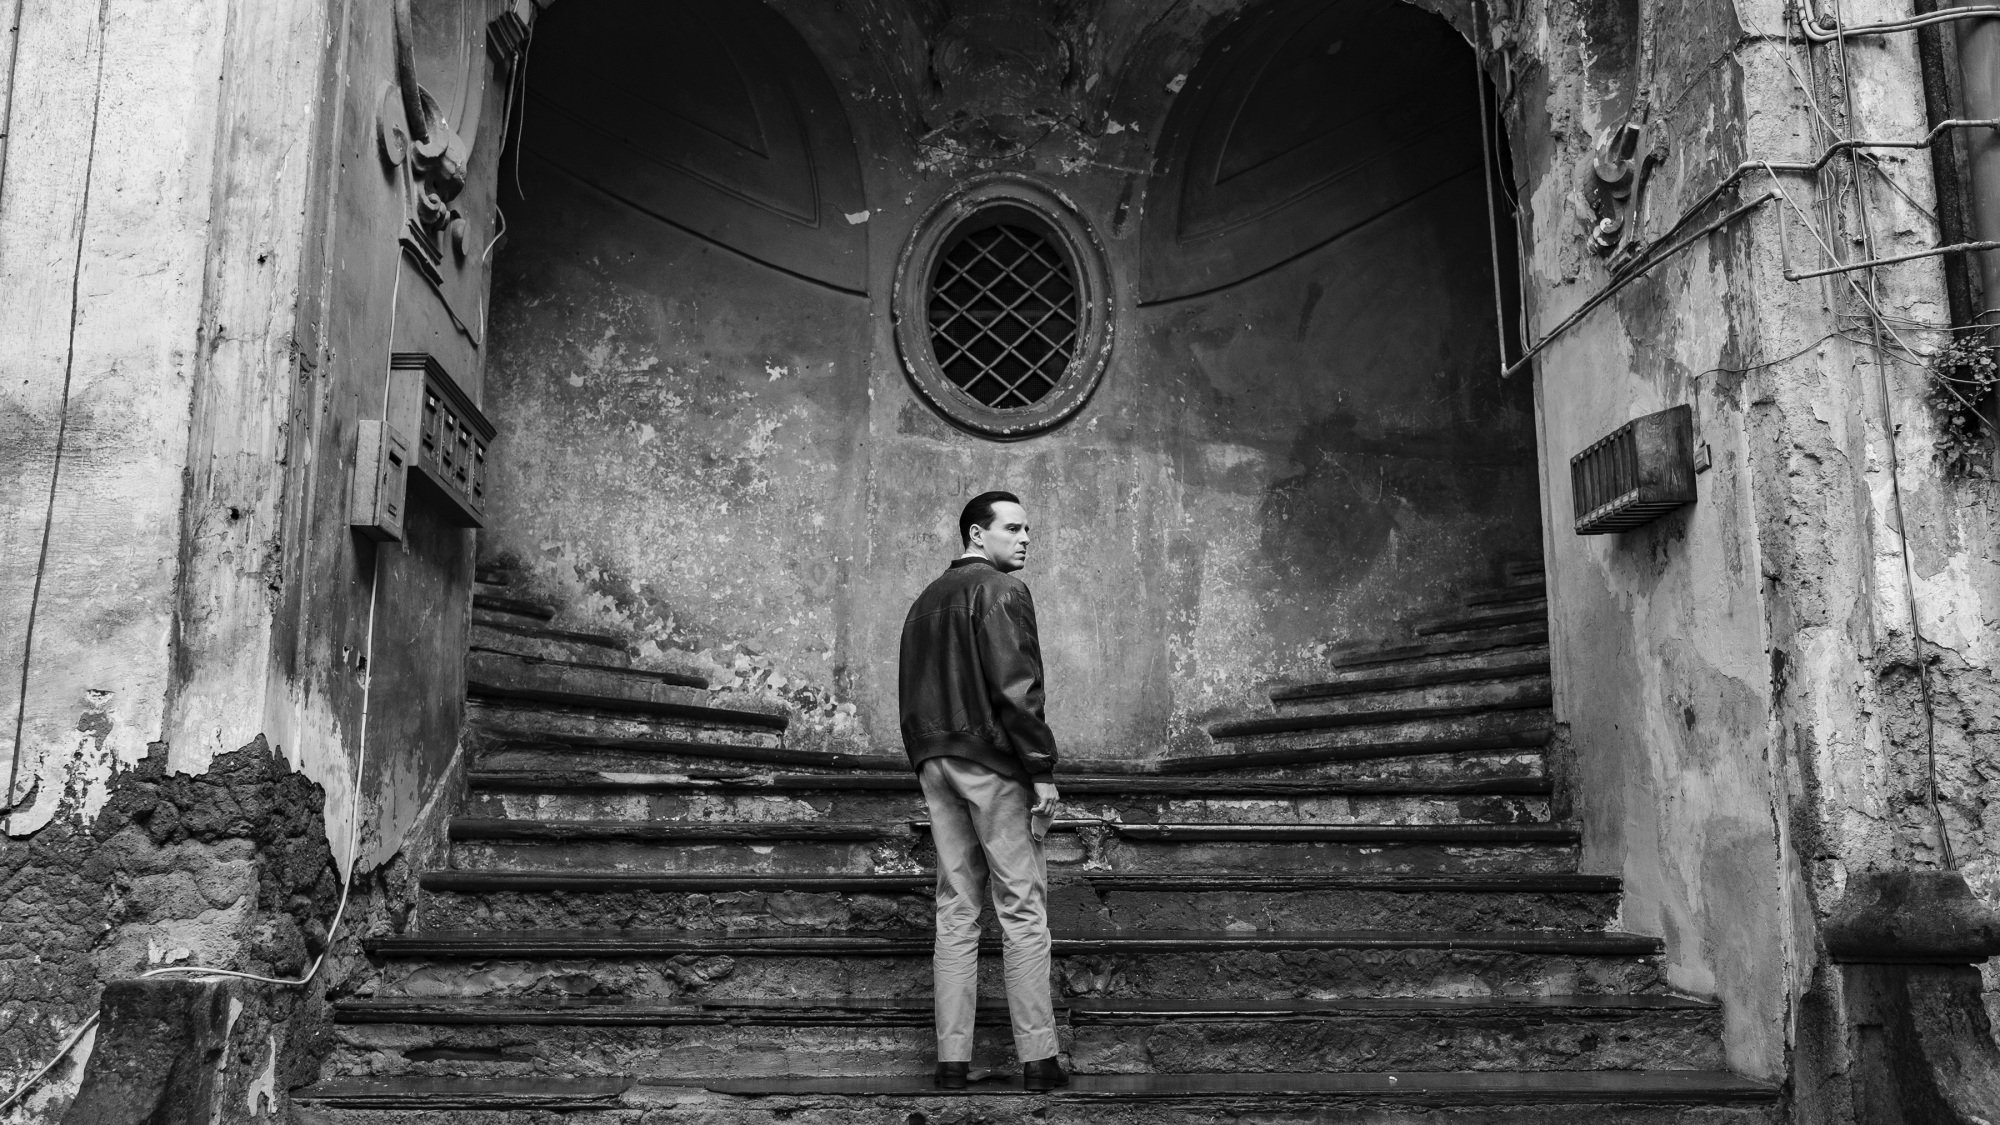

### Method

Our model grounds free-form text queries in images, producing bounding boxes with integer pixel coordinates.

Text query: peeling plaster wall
[1508,0,1801,1080]
[482,0,1540,762]
[1506,0,2000,1095]
[0,0,230,838]
[0,0,528,1108]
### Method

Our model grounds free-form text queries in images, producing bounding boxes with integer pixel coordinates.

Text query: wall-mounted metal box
[1571,404,1696,534]
[390,352,493,527]
[351,420,410,541]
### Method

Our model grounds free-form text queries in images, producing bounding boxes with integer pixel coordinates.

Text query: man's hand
[1032,781,1059,817]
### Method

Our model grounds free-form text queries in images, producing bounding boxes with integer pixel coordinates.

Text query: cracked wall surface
[480,0,1541,764]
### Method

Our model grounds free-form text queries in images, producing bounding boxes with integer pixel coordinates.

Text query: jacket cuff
[1029,772,1056,785]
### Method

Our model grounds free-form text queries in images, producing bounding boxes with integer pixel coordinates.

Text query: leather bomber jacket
[898,556,1059,784]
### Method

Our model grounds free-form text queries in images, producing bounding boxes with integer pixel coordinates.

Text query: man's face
[971,501,1031,572]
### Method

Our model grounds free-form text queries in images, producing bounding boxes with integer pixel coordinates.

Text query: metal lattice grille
[927,223,1079,409]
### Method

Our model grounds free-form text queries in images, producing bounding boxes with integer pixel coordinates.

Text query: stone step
[1201,706,1551,756]
[324,995,1723,1080]
[363,927,1666,1003]
[468,700,790,765]
[473,592,557,621]
[1412,600,1549,638]
[1503,557,1547,585]
[1274,646,1550,701]
[470,617,635,666]
[473,737,906,775]
[1327,623,1550,670]
[1265,673,1553,721]
[415,871,1624,934]
[1181,755,1554,796]
[441,820,1581,877]
[468,649,709,712]
[290,1072,1780,1124]
[1464,583,1548,608]
[463,769,1554,827]
[472,694,788,736]
[1210,695,1551,742]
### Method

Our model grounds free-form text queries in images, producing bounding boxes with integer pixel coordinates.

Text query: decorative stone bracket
[1584,112,1667,269]
[1825,870,2000,1124]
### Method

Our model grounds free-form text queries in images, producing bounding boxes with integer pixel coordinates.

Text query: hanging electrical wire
[1474,10,1514,378]
[1753,0,1960,868]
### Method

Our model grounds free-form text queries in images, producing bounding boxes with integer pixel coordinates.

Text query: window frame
[892,175,1114,439]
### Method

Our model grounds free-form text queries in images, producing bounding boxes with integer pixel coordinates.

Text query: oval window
[894,176,1113,438]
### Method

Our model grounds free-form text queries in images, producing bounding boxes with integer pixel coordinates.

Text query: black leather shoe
[935,1062,968,1089]
[1022,1057,1068,1092]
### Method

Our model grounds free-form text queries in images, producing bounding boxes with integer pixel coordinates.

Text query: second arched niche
[1138,0,1483,304]
[521,0,869,293]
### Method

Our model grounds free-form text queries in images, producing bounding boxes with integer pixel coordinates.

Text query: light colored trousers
[917,756,1059,1063]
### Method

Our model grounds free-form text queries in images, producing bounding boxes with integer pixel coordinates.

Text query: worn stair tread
[1414,603,1549,637]
[292,1076,629,1108]
[1328,626,1551,670]
[333,993,1713,1026]
[469,647,707,689]
[1101,823,1577,844]
[1210,699,1552,740]
[698,1070,1777,1101]
[470,690,790,730]
[1464,584,1549,608]
[418,869,1622,894]
[450,817,1570,845]
[367,927,1664,958]
[1180,729,1548,769]
[465,768,1553,798]
[476,736,894,771]
[472,592,558,620]
[295,1071,1778,1106]
[1272,657,1551,703]
[447,818,905,842]
[472,616,630,653]
[421,869,934,892]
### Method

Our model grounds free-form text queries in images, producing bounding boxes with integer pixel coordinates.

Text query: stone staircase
[293,558,1784,1123]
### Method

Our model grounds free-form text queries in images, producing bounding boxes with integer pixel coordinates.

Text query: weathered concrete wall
[481,0,1540,762]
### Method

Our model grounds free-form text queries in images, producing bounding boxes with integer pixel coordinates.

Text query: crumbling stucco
[0,739,338,1120]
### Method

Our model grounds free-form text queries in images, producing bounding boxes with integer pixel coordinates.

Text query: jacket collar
[950,556,996,570]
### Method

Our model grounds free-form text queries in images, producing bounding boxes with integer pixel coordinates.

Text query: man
[898,490,1067,1092]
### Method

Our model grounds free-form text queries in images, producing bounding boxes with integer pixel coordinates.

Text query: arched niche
[1137,0,1485,304]
[522,0,869,293]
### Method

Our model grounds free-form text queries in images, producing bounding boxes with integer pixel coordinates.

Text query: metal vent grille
[1571,405,1696,534]
[927,222,1079,409]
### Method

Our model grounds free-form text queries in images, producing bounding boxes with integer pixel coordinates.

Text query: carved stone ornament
[924,0,1081,152]
[382,0,483,263]
[1583,112,1666,269]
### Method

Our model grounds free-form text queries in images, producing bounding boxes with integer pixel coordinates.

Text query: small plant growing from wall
[1927,335,2000,478]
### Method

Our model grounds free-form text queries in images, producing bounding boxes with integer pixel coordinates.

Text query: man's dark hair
[959,491,1021,547]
